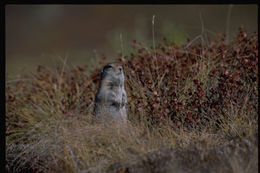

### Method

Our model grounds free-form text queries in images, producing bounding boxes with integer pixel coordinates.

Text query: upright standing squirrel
[94,63,127,123]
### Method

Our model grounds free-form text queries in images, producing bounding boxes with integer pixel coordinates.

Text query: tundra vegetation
[6,27,258,173]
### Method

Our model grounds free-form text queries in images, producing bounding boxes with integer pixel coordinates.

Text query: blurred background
[6,5,258,79]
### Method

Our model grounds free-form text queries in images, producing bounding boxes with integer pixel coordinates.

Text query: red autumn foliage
[6,28,258,130]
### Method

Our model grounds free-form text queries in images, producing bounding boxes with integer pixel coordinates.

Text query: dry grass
[6,111,258,173]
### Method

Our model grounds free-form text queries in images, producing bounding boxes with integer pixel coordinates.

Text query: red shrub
[6,28,258,130]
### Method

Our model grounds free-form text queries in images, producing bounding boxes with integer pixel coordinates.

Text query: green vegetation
[6,28,258,173]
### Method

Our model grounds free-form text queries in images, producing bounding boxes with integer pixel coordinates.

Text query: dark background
[6,5,258,79]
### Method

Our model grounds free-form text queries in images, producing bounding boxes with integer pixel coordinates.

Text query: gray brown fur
[94,63,127,123]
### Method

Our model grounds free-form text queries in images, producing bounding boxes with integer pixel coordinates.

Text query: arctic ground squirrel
[94,63,127,123]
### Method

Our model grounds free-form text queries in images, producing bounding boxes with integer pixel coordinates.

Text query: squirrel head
[101,63,125,84]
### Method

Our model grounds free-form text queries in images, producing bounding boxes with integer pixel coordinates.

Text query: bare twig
[225,5,234,45]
